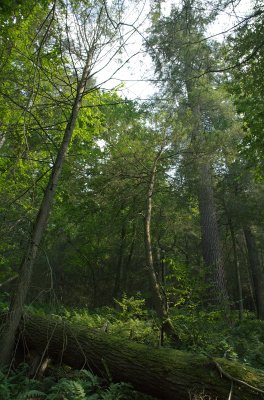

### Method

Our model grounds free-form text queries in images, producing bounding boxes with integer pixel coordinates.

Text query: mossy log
[10,313,264,399]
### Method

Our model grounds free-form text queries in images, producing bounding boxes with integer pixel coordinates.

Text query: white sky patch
[97,0,255,101]
[207,0,253,41]
[96,1,154,100]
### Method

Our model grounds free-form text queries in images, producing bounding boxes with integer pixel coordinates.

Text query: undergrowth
[1,294,264,400]
[1,293,264,369]
[170,309,264,369]
[0,365,155,400]
[41,295,264,370]
[1,292,264,370]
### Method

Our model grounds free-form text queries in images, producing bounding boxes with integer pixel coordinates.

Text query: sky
[96,0,253,101]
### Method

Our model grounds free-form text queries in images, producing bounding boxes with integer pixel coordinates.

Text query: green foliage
[114,293,147,320]
[170,309,264,369]
[230,318,264,368]
[0,0,50,17]
[17,389,47,399]
[25,300,264,370]
[0,299,9,311]
[0,366,154,400]
[0,364,45,400]
[15,299,264,371]
[165,259,210,311]
[0,0,264,393]
[1,304,264,399]
[100,382,137,400]
[47,378,87,400]
[227,5,264,171]
[56,301,159,346]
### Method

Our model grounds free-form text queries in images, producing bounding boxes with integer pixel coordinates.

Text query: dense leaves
[0,0,264,397]
[227,6,264,170]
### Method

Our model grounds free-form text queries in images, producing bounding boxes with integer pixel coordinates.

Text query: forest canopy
[0,0,264,399]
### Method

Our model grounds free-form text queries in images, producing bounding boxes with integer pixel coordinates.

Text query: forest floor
[1,296,264,399]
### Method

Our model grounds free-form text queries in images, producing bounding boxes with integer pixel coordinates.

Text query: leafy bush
[114,293,147,320]
[170,309,264,369]
[53,295,160,346]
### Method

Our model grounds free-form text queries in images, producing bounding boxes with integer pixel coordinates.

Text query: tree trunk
[223,208,244,321]
[144,149,181,345]
[229,218,243,320]
[0,56,92,367]
[113,221,126,302]
[10,312,264,400]
[187,98,229,312]
[123,220,137,293]
[197,162,229,311]
[243,226,264,319]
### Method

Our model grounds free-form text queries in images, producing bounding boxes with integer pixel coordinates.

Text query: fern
[77,369,100,394]
[17,389,46,400]
[100,382,134,400]
[47,378,87,400]
[78,369,99,385]
[41,376,57,392]
[0,382,11,400]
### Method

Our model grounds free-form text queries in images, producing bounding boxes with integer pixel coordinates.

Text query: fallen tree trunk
[8,313,264,400]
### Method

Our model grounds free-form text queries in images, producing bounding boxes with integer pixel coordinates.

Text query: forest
[0,0,264,399]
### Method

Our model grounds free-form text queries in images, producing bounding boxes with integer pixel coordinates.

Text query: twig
[0,275,19,289]
[228,380,233,400]
[212,358,264,395]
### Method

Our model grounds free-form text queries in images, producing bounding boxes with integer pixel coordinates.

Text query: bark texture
[229,217,243,320]
[197,162,229,309]
[8,313,264,400]
[244,226,264,319]
[188,99,229,310]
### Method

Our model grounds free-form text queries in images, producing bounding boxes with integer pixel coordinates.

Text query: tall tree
[0,0,141,366]
[147,0,230,309]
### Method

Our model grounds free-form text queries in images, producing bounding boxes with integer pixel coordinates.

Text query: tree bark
[228,217,243,320]
[144,149,181,345]
[197,162,229,311]
[10,312,264,400]
[243,226,264,319]
[187,99,229,312]
[0,56,92,367]
[123,220,137,293]
[113,221,126,302]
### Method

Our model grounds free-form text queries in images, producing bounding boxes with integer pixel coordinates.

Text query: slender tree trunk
[0,57,92,367]
[237,240,257,313]
[123,221,136,293]
[113,222,126,302]
[243,226,264,319]
[144,149,181,345]
[228,218,243,320]
[0,134,5,149]
[197,162,229,311]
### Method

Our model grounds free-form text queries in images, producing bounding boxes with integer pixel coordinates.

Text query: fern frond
[17,389,46,400]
